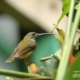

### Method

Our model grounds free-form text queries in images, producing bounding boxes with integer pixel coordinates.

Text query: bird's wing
[5,38,36,62]
[15,39,36,57]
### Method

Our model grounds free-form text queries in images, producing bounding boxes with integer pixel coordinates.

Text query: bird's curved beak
[38,33,54,36]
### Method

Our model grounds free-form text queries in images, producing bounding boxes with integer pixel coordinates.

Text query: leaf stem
[0,69,47,78]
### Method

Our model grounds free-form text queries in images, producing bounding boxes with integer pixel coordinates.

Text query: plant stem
[65,0,75,42]
[0,69,47,78]
[55,1,80,80]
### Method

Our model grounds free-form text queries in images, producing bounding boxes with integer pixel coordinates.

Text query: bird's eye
[32,33,35,36]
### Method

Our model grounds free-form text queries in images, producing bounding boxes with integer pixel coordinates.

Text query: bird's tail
[5,55,15,63]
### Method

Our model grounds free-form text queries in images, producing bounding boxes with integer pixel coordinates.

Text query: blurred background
[0,0,69,79]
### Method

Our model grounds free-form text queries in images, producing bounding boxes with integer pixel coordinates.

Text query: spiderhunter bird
[5,32,54,63]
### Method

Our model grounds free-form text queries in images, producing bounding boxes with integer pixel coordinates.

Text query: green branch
[0,69,47,78]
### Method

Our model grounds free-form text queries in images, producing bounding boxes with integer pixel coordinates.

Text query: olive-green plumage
[5,32,38,63]
[5,32,54,63]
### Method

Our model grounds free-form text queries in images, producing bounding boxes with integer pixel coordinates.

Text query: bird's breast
[19,50,33,59]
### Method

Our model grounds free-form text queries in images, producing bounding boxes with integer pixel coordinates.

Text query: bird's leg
[22,58,32,66]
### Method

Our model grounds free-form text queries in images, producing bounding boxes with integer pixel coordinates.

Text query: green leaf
[55,35,63,44]
[64,51,80,80]
[58,0,70,23]
[55,28,66,44]
[75,3,80,10]
[51,0,70,32]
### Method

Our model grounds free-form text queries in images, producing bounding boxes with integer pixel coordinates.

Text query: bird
[5,32,54,63]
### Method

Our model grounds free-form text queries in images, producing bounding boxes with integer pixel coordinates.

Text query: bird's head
[25,32,39,39]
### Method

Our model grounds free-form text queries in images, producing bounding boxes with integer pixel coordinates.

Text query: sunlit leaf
[55,28,65,44]
[58,0,70,23]
[52,0,70,31]
[57,28,65,40]
[55,35,63,44]
[75,3,80,10]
